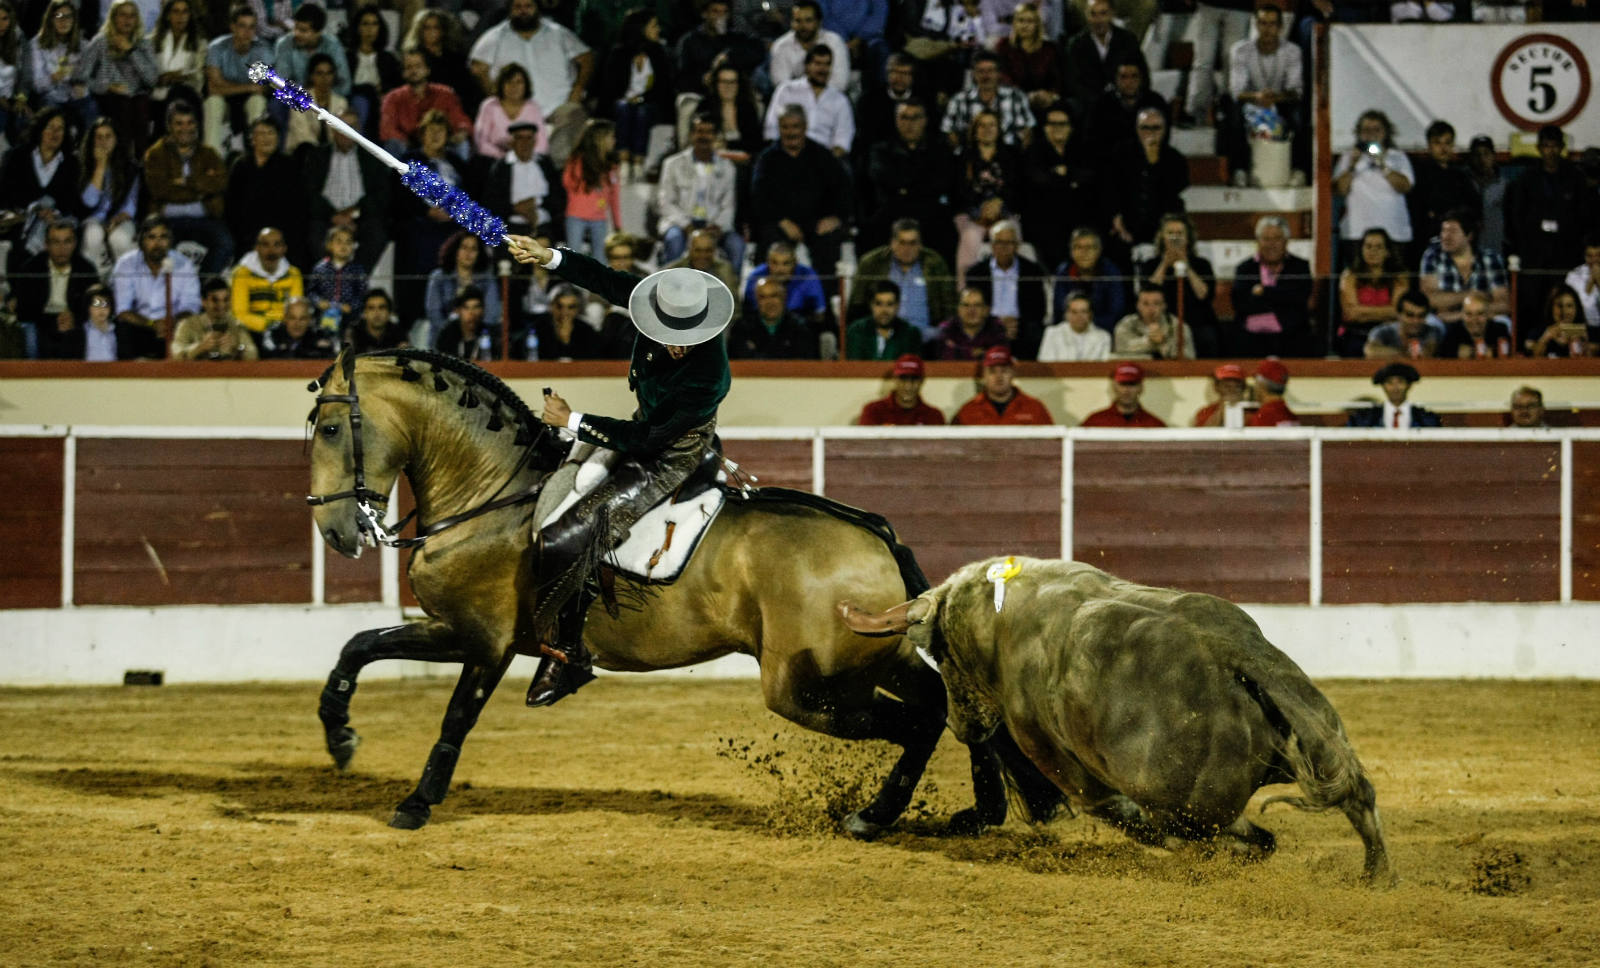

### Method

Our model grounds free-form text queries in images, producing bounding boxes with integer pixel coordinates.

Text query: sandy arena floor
[1,676,1596,967]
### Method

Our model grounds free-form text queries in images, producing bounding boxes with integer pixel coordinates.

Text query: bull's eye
[320,423,340,440]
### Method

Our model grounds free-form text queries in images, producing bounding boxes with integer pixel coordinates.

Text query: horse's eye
[320,423,340,439]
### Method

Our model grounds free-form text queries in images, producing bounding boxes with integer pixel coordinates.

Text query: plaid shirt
[940,84,1037,146]
[1419,242,1509,294]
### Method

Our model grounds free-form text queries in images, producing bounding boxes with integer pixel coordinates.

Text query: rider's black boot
[525,585,597,706]
[526,514,601,707]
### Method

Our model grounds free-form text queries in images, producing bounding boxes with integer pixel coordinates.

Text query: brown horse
[307,349,994,834]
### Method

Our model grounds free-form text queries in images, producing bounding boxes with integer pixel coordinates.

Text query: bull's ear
[907,594,938,626]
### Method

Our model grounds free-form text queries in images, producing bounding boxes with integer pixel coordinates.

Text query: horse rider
[504,233,735,706]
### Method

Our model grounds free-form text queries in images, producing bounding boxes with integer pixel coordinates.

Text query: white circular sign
[1491,33,1591,130]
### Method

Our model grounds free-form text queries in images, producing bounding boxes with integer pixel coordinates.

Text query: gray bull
[840,556,1395,886]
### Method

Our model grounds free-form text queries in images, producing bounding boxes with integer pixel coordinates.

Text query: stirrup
[525,650,595,707]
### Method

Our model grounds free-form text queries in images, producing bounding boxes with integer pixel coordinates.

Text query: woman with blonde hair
[30,0,97,131]
[74,0,157,153]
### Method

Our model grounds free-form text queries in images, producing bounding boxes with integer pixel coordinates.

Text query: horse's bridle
[306,353,550,550]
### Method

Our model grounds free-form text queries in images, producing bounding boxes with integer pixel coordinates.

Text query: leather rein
[305,355,547,550]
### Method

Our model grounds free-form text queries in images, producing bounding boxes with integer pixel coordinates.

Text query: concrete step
[1190,209,1312,241]
[1183,185,1314,211]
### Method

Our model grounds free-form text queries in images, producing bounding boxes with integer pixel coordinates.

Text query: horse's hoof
[388,808,429,830]
[944,807,998,836]
[844,811,887,841]
[328,731,361,771]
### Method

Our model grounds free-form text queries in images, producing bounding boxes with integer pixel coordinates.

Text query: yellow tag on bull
[986,556,1022,612]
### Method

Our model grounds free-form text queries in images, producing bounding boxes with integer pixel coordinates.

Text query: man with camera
[171,277,259,360]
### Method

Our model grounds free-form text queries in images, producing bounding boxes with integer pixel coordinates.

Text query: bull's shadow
[21,762,767,829]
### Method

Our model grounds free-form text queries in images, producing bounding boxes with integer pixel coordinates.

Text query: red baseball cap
[892,354,924,378]
[1113,362,1144,384]
[982,345,1014,369]
[1255,359,1290,386]
[1213,363,1245,382]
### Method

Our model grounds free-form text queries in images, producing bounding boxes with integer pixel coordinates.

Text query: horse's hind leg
[319,622,469,770]
[1341,775,1397,887]
[389,652,515,830]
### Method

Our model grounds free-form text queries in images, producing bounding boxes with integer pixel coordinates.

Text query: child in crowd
[305,226,369,335]
[561,118,621,258]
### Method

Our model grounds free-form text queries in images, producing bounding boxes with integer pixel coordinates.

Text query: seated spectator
[1440,290,1514,359]
[1191,362,1249,428]
[30,0,98,132]
[11,219,100,358]
[743,240,828,324]
[1364,289,1445,359]
[1080,360,1165,428]
[144,100,231,275]
[408,10,481,120]
[1333,109,1413,267]
[858,354,946,426]
[76,0,158,155]
[855,54,921,166]
[283,52,347,155]
[202,3,270,156]
[728,274,820,359]
[953,345,1053,425]
[863,101,958,267]
[342,4,401,139]
[847,219,956,346]
[562,118,622,258]
[995,2,1064,117]
[0,108,83,252]
[1568,236,1600,329]
[1064,0,1146,115]
[1506,124,1589,330]
[595,8,673,177]
[470,0,593,157]
[380,48,471,159]
[1021,102,1095,274]
[272,3,349,103]
[343,286,406,353]
[521,282,605,361]
[171,275,258,360]
[1231,214,1314,358]
[482,120,565,237]
[1113,283,1196,360]
[433,286,496,362]
[425,230,501,349]
[1527,283,1596,358]
[397,110,473,311]
[305,225,368,333]
[473,63,546,161]
[702,61,766,157]
[770,1,848,92]
[1249,359,1298,427]
[229,226,303,336]
[656,113,742,269]
[1508,386,1547,429]
[41,281,161,359]
[1465,134,1509,254]
[673,0,763,99]
[752,103,852,276]
[935,285,1008,361]
[1138,213,1217,357]
[303,109,393,275]
[1220,3,1301,185]
[1085,55,1167,169]
[845,280,922,361]
[1052,227,1128,335]
[962,219,1046,359]
[1336,227,1409,358]
[953,109,1023,287]
[147,0,206,143]
[1407,120,1479,253]
[260,294,336,358]
[226,117,308,267]
[111,214,201,340]
[663,227,740,299]
[941,49,1035,151]
[0,2,24,144]
[1418,208,1510,327]
[1037,289,1110,362]
[1107,109,1188,258]
[1346,362,1441,428]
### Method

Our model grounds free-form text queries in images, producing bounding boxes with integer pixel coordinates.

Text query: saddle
[533,443,730,586]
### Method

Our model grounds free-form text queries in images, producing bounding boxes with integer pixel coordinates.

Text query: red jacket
[953,390,1054,425]
[859,396,946,426]
[1248,398,1298,427]
[1081,404,1166,428]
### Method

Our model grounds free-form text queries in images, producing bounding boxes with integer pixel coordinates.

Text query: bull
[840,556,1395,886]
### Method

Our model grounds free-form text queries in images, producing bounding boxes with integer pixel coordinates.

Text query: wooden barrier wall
[5,429,1600,609]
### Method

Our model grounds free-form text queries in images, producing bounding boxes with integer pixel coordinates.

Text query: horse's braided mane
[359,348,541,431]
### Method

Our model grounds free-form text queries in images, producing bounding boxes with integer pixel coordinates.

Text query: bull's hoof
[388,806,430,830]
[327,730,361,771]
[944,807,997,836]
[843,810,887,841]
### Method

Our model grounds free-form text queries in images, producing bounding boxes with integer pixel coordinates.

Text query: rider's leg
[525,512,602,707]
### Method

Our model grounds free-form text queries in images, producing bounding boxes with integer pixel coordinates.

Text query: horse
[305,348,996,835]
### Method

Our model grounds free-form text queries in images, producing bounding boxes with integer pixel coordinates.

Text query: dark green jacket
[552,247,731,456]
[844,316,924,361]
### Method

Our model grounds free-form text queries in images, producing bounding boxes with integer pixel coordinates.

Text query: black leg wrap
[317,672,358,730]
[417,742,461,805]
[857,765,920,826]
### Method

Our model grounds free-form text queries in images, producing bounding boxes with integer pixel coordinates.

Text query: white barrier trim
[1561,436,1574,604]
[58,425,307,439]
[1309,437,1323,607]
[0,425,68,437]
[311,519,325,607]
[811,428,826,495]
[1060,437,1074,561]
[61,435,75,609]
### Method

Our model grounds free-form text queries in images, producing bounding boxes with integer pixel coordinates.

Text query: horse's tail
[737,486,930,597]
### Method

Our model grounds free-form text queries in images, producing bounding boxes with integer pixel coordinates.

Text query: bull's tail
[1234,643,1397,887]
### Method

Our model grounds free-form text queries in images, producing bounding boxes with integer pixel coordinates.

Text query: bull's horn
[837,600,914,637]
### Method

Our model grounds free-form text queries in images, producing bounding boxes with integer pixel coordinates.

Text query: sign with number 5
[1491,33,1591,131]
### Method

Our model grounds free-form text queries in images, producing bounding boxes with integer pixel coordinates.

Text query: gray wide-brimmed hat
[627,266,735,346]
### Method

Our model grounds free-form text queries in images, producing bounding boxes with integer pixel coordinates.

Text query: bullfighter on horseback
[505,233,735,707]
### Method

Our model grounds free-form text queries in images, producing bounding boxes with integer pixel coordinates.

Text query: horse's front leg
[318,622,469,770]
[389,651,516,830]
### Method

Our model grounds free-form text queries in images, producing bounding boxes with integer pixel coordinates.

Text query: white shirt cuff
[545,247,564,270]
[566,411,583,433]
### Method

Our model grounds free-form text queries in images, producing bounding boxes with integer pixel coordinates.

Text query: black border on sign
[1490,32,1592,131]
